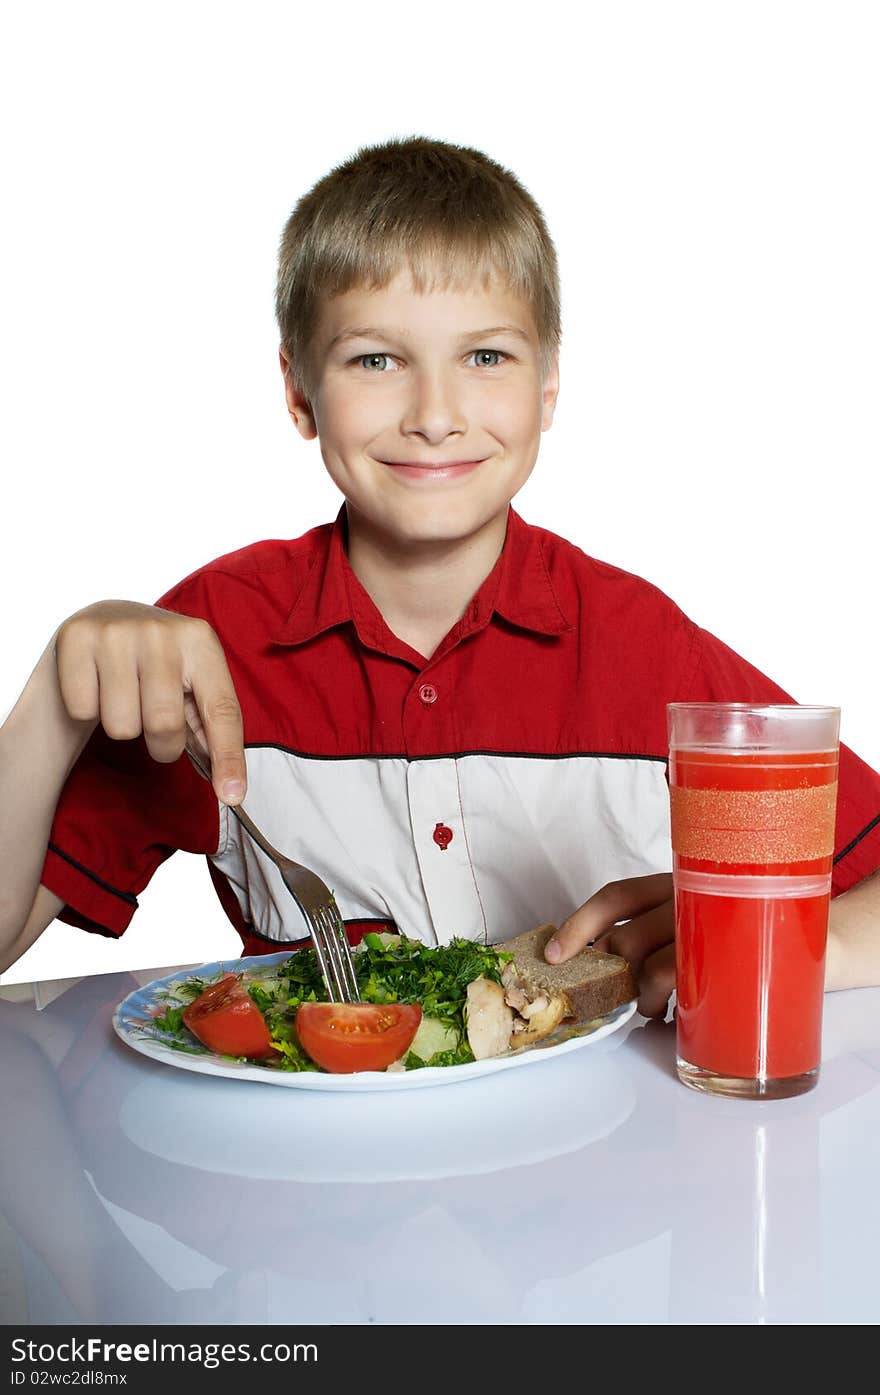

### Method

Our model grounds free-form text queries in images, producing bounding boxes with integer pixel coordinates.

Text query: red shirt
[42,507,880,957]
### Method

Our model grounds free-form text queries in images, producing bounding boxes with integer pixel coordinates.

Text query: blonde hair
[275,135,561,400]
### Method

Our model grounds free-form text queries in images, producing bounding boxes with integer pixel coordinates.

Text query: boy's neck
[344,506,510,661]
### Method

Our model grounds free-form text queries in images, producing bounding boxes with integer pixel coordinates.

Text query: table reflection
[1,972,878,1324]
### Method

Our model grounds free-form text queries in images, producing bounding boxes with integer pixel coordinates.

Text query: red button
[419,683,438,705]
[433,822,453,850]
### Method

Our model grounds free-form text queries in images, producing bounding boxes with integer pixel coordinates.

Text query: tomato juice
[670,744,839,1093]
[674,884,828,1080]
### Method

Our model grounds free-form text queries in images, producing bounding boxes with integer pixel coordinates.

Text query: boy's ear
[279,348,318,440]
[541,353,560,432]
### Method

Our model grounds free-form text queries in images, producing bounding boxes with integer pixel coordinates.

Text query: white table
[1,970,878,1326]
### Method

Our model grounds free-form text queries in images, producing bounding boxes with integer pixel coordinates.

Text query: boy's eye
[469,349,507,368]
[358,353,395,372]
[353,349,509,371]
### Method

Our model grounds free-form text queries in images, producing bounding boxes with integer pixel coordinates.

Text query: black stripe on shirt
[243,743,669,764]
[47,842,139,907]
[834,811,880,866]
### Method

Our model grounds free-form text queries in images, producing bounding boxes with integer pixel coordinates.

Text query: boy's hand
[54,600,247,805]
[544,874,675,1018]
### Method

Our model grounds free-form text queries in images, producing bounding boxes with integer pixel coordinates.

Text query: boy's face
[281,268,559,551]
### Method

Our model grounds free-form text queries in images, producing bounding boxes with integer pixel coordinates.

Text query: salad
[151,933,514,1075]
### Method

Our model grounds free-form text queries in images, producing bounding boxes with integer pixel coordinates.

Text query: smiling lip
[380,458,487,480]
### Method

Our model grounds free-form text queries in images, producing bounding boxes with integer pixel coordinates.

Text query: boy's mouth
[379,458,488,481]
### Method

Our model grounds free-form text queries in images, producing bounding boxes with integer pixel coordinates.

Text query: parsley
[153,1005,187,1035]
[151,935,512,1073]
[275,934,512,1067]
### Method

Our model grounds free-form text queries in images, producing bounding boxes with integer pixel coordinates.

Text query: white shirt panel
[455,754,672,939]
[210,747,672,946]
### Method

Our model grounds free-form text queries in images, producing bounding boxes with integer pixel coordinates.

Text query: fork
[184,738,361,1002]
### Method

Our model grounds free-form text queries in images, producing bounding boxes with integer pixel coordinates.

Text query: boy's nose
[400,370,467,442]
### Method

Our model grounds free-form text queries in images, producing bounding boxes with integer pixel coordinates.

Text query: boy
[1,136,878,1016]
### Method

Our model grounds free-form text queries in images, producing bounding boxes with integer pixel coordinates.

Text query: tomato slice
[296,1002,422,1073]
[182,974,278,1059]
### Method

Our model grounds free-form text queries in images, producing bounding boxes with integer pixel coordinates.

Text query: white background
[2,0,877,984]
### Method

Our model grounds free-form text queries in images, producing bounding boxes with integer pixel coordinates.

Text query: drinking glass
[668,703,840,1099]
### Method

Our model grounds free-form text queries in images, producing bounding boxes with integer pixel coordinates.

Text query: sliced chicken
[501,962,519,989]
[504,984,530,1012]
[520,994,550,1020]
[510,994,568,1046]
[465,978,515,1060]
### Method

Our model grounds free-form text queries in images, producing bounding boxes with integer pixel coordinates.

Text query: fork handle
[184,737,359,1001]
[184,740,287,868]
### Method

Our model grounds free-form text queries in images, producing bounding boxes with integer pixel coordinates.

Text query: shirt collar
[270,504,572,650]
[490,507,572,637]
[270,505,354,647]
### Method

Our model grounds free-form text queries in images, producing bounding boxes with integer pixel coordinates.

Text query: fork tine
[333,906,361,1001]
[311,909,346,1001]
[309,905,347,1002]
[306,913,339,1001]
[313,903,360,1003]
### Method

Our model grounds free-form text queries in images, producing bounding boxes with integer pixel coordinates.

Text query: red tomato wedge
[296,1002,422,1073]
[182,974,278,1059]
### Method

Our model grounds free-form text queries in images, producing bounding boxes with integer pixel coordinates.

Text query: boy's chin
[365,501,511,550]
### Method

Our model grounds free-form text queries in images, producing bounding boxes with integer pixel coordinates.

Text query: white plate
[112,951,638,1092]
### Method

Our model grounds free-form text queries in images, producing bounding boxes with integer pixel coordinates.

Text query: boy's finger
[589,900,675,977]
[56,645,100,724]
[634,943,676,1019]
[138,657,187,764]
[545,873,674,963]
[183,695,210,760]
[95,645,144,742]
[189,664,246,805]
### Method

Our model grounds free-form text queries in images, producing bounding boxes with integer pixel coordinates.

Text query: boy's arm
[0,603,247,974]
[2,887,66,978]
[0,639,97,971]
[826,869,880,989]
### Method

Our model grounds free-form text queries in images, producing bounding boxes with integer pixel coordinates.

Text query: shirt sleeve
[39,579,222,938]
[40,724,221,937]
[680,625,880,897]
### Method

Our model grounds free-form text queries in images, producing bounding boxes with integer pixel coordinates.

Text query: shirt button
[433,822,453,850]
[418,683,438,705]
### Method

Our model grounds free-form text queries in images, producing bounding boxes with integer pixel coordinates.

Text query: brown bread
[495,923,637,1025]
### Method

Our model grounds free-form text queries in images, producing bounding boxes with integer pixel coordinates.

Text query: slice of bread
[494,923,637,1044]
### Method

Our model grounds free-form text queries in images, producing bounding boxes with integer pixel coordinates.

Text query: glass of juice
[667,703,840,1100]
